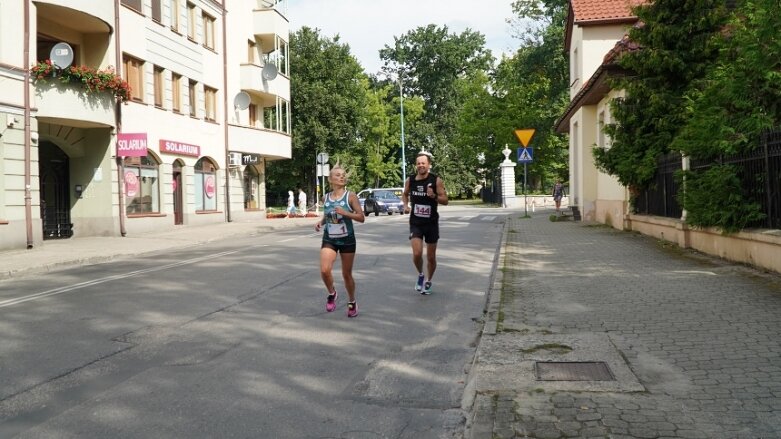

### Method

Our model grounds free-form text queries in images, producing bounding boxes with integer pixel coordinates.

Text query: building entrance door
[173,162,183,225]
[39,141,72,239]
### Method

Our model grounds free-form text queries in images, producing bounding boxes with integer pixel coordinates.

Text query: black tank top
[408,173,439,225]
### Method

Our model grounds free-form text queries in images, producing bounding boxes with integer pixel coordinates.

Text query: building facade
[0,0,291,250]
[555,0,639,224]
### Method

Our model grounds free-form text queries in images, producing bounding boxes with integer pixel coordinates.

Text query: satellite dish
[261,63,278,81]
[233,91,251,110]
[50,42,74,69]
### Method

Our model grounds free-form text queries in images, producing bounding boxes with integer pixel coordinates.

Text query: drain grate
[535,361,615,381]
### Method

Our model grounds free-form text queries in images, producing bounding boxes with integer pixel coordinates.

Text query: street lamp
[398,75,407,185]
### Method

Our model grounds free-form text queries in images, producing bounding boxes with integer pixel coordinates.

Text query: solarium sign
[116,133,148,157]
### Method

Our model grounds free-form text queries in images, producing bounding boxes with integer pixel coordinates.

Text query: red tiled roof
[571,0,644,24]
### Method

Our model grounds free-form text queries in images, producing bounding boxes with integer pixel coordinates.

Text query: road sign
[317,163,330,177]
[517,147,533,163]
[317,152,329,164]
[514,129,535,147]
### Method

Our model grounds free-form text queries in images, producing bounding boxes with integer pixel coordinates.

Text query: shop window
[124,154,160,215]
[244,166,261,210]
[194,157,218,211]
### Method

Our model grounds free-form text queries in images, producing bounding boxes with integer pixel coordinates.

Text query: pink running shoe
[347,301,358,318]
[326,291,337,312]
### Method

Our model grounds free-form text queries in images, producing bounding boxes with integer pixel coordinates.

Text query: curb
[461,217,511,439]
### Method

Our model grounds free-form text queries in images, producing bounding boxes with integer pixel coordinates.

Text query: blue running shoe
[421,281,432,295]
[415,273,425,292]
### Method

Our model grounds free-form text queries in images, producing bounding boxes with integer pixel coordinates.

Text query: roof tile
[571,0,645,23]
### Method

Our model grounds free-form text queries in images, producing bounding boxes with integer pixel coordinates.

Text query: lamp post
[398,75,407,185]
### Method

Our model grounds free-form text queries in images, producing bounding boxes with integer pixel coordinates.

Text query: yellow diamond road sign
[514,129,535,147]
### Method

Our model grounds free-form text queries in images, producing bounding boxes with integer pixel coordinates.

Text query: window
[202,13,216,50]
[204,86,217,122]
[187,2,197,41]
[123,55,144,102]
[188,79,197,117]
[249,103,258,127]
[151,0,162,22]
[124,154,160,214]
[172,73,182,112]
[264,98,290,133]
[194,158,217,211]
[170,0,180,31]
[248,40,256,64]
[153,66,164,108]
[244,166,261,210]
[121,0,142,13]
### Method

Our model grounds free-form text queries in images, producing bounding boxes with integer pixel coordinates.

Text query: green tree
[379,25,493,192]
[672,0,780,231]
[267,27,368,200]
[595,0,731,190]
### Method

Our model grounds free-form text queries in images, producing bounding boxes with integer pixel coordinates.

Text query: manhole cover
[535,361,615,381]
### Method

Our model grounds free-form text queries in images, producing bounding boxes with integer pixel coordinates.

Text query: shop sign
[242,153,261,165]
[116,133,148,157]
[160,139,200,157]
[125,171,139,197]
[204,175,216,198]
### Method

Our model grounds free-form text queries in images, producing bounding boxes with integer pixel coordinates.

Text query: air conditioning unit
[228,152,242,167]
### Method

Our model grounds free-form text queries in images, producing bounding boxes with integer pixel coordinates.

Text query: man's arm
[435,177,448,205]
[402,178,411,214]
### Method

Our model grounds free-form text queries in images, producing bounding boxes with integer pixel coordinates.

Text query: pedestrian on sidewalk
[314,164,365,317]
[552,179,565,213]
[402,151,448,295]
[297,187,307,217]
[286,190,296,218]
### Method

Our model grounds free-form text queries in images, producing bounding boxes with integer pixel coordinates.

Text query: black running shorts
[409,223,439,244]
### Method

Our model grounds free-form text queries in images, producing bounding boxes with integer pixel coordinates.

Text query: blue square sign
[517,147,533,163]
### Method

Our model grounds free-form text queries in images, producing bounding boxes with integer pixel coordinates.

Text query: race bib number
[327,222,348,238]
[414,204,432,218]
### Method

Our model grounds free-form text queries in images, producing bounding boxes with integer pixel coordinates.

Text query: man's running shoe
[347,301,358,318]
[421,281,432,295]
[326,290,338,312]
[415,273,425,292]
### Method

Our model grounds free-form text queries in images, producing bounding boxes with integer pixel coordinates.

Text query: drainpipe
[24,0,33,248]
[114,0,126,236]
[222,2,231,222]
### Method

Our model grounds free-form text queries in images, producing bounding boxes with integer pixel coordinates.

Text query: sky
[286,0,520,74]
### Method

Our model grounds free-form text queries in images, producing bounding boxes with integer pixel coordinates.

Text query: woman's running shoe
[326,290,338,312]
[347,301,358,318]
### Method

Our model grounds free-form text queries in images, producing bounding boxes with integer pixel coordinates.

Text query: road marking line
[0,249,242,309]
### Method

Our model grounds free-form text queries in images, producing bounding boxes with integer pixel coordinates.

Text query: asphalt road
[0,205,506,439]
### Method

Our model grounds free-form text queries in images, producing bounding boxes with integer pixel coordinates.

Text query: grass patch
[520,343,573,354]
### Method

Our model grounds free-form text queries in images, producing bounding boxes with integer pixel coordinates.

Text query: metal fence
[637,130,781,229]
[635,152,683,219]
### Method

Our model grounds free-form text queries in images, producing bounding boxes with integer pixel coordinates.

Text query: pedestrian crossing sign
[517,147,533,163]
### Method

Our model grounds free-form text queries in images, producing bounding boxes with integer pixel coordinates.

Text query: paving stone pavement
[465,211,781,439]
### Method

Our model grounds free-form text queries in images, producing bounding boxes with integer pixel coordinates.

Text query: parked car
[357,187,404,212]
[363,190,405,216]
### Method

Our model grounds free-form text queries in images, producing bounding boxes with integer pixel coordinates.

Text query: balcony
[253,7,289,39]
[34,81,116,129]
[228,124,291,160]
[240,63,290,100]
[36,1,113,34]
